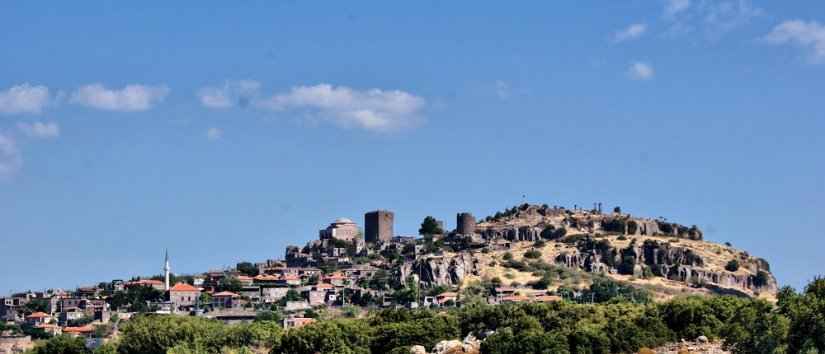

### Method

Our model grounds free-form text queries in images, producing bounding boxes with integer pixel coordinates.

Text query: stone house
[212,291,240,309]
[168,283,200,311]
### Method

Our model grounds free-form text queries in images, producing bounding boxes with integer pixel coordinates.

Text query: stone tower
[456,212,476,235]
[365,210,394,243]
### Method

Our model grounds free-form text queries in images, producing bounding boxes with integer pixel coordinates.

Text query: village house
[276,274,301,287]
[168,283,200,312]
[212,291,240,309]
[34,323,61,337]
[24,312,50,326]
[283,317,315,329]
[236,275,254,287]
[323,273,348,287]
[124,279,165,291]
[62,325,95,339]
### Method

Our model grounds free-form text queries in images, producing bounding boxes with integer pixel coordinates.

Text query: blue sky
[1,1,824,295]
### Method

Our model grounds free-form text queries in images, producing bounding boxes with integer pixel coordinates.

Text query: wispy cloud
[664,0,691,18]
[197,80,261,109]
[0,84,50,115]
[663,0,763,38]
[628,62,655,80]
[764,20,825,62]
[17,121,59,139]
[206,127,223,141]
[256,84,426,132]
[71,84,169,112]
[0,133,22,179]
[614,23,648,43]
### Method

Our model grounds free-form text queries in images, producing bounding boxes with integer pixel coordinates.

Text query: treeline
[27,277,825,354]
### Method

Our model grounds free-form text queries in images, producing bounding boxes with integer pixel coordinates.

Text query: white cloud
[71,84,169,112]
[17,121,59,139]
[0,133,22,179]
[0,84,50,115]
[765,20,825,62]
[664,0,691,17]
[198,80,261,109]
[206,127,223,141]
[628,62,655,80]
[257,84,426,132]
[614,23,648,43]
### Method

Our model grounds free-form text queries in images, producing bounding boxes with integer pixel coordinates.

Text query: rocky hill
[402,204,777,301]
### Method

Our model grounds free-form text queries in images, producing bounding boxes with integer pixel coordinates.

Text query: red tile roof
[63,325,94,334]
[170,283,199,292]
[26,312,49,318]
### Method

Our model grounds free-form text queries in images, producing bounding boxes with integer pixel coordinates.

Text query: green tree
[370,315,460,353]
[722,300,788,354]
[28,335,88,354]
[725,260,740,272]
[256,310,283,323]
[779,277,825,353]
[236,262,260,277]
[482,328,569,354]
[418,216,444,235]
[278,289,303,307]
[218,276,244,293]
[24,298,50,314]
[278,319,370,354]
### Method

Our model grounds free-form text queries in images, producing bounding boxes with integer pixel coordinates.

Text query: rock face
[474,204,704,241]
[401,253,480,288]
[557,237,777,294]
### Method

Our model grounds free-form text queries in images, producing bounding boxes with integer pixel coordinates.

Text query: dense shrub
[370,314,460,353]
[278,319,370,354]
[725,260,740,272]
[524,250,542,259]
[27,335,88,354]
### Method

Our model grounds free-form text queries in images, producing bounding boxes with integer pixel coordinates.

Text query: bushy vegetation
[523,249,542,259]
[725,259,740,272]
[26,277,825,354]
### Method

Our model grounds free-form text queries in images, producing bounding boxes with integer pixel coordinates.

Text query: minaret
[163,249,171,291]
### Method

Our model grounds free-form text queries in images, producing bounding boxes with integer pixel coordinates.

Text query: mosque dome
[334,217,355,224]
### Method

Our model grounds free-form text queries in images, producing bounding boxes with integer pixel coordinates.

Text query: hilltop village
[0,203,778,353]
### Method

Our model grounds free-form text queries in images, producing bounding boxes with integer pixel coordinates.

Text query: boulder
[433,339,463,354]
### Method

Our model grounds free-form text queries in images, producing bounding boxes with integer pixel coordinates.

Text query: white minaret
[163,249,171,291]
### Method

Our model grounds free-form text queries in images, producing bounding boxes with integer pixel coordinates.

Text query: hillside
[404,204,777,301]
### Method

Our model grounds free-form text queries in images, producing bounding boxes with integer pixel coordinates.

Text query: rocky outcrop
[477,204,703,241]
[556,237,777,294]
[401,253,481,288]
[411,334,481,354]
